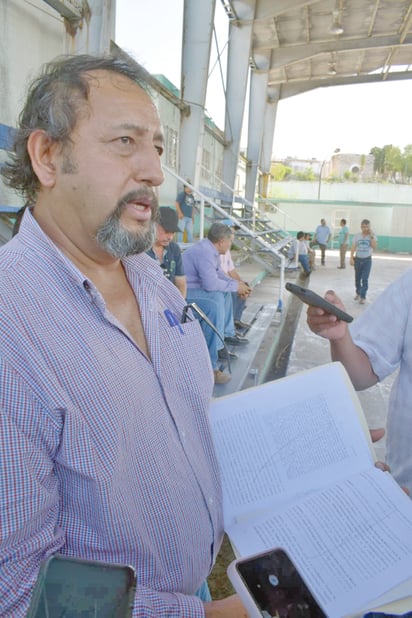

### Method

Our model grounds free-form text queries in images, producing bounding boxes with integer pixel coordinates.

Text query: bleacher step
[212,302,279,398]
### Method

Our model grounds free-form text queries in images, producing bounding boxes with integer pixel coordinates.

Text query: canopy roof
[223,0,412,100]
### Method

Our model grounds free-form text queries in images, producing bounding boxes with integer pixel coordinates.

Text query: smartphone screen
[235,548,326,618]
[28,554,136,618]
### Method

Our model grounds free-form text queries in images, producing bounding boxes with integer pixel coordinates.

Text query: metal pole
[317,159,326,200]
[318,148,340,199]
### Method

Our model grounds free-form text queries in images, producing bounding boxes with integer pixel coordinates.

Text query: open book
[208,362,412,618]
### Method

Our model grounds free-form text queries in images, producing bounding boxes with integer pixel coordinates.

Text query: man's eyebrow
[112,123,164,143]
[113,122,163,139]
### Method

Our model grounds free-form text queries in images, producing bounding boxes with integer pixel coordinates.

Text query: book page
[227,468,412,618]
[209,363,375,526]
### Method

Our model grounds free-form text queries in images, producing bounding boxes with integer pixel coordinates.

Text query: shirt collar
[15,207,165,288]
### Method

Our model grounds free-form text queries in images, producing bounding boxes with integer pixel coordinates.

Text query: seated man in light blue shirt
[182,223,250,384]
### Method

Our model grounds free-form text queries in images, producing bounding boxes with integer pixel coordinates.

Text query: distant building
[273,157,322,175]
[330,153,374,179]
[272,153,375,181]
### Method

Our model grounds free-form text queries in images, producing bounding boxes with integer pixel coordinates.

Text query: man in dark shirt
[147,207,186,297]
[175,181,195,243]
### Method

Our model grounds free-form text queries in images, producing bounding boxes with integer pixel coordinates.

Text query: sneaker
[337,266,345,269]
[234,319,251,330]
[214,369,231,384]
[224,335,249,346]
[218,349,238,360]
[354,294,360,300]
[359,298,365,304]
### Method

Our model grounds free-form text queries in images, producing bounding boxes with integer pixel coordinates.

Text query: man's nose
[132,146,164,187]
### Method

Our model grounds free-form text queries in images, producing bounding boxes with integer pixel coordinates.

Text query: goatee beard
[95,190,159,258]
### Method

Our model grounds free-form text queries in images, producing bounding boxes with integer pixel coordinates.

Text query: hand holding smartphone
[228,548,326,618]
[285,283,353,323]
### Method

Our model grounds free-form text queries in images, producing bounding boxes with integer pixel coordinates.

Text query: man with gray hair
[0,54,248,617]
[183,222,250,384]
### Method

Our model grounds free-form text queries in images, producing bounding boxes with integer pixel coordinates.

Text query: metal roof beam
[42,0,82,21]
[278,69,412,99]
[255,34,412,68]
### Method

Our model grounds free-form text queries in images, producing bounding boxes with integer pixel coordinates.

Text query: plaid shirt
[0,211,221,617]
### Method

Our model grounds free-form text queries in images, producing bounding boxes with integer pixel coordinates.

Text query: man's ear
[27,130,60,189]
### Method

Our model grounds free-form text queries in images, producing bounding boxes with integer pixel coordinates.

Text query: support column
[259,87,279,197]
[244,68,269,205]
[222,9,254,199]
[179,0,216,186]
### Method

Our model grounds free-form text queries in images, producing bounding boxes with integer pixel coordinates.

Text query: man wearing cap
[147,207,186,297]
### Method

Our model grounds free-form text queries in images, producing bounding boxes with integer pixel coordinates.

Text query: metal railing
[163,165,297,312]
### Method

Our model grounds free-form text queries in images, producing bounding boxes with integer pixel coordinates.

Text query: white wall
[0,0,65,128]
[269,179,412,205]
[0,0,66,208]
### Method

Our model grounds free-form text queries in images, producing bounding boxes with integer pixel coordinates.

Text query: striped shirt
[0,210,222,617]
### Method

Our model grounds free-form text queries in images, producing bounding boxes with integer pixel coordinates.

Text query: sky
[115,0,412,161]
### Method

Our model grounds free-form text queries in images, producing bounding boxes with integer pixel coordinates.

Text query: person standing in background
[350,219,377,304]
[175,180,195,243]
[310,218,331,266]
[337,218,349,269]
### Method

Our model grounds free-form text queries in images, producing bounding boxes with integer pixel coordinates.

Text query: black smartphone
[285,282,353,323]
[228,548,326,618]
[27,554,136,617]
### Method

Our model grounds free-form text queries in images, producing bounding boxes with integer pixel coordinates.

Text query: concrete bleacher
[212,300,280,397]
[211,253,299,398]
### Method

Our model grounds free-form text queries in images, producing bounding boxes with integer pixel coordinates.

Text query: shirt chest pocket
[158,317,213,399]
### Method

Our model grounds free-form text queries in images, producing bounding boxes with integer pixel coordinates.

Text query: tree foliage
[271,162,292,181]
[370,144,412,182]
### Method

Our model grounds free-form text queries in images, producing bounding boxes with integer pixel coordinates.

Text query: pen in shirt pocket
[164,309,184,334]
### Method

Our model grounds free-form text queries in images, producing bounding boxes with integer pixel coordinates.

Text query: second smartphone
[228,547,326,618]
[285,282,353,323]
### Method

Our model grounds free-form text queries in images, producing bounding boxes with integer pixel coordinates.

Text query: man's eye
[119,136,133,145]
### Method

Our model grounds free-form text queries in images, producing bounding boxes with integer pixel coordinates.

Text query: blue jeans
[232,292,246,322]
[298,254,311,274]
[186,289,235,369]
[177,216,193,243]
[354,256,372,299]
